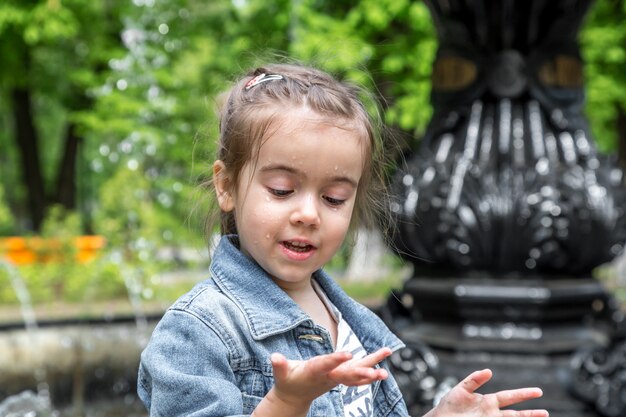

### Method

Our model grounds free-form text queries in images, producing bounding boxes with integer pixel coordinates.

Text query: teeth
[284,241,311,252]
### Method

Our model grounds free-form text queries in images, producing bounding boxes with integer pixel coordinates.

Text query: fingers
[493,387,547,417]
[348,370,388,385]
[460,368,493,393]
[355,347,393,368]
[329,362,389,386]
[501,410,549,417]
[494,387,543,408]
[445,370,548,417]
[305,347,391,376]
[270,348,392,388]
[270,352,289,382]
[308,351,353,374]
[272,352,351,381]
[328,348,391,385]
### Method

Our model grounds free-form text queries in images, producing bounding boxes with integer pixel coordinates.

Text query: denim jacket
[138,235,409,417]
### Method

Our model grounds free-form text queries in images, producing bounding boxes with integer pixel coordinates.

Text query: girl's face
[214,108,365,290]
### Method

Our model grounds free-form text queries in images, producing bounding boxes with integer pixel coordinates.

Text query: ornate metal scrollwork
[385,1,626,416]
[570,339,626,417]
[391,0,626,277]
[388,340,457,414]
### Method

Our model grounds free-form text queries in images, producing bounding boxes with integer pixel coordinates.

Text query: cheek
[338,200,357,223]
[327,205,355,235]
[237,196,286,228]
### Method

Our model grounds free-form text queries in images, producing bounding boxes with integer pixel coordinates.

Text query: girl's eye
[268,188,293,197]
[324,196,346,206]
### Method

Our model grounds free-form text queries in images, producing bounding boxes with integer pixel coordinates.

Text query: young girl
[138,63,549,417]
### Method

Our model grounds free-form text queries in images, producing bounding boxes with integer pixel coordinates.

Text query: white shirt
[313,280,373,417]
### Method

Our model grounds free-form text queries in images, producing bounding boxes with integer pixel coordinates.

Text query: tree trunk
[54,122,81,210]
[11,87,46,231]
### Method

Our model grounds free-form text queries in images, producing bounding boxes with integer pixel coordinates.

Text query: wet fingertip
[467,368,491,378]
[332,351,351,363]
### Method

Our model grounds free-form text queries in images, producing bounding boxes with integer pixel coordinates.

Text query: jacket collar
[210,235,404,351]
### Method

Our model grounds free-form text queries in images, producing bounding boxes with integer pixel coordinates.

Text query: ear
[213,160,235,212]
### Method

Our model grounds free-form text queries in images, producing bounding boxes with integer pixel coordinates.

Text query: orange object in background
[0,236,106,265]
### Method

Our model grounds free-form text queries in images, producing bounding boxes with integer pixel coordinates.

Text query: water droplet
[158,23,169,35]
[525,258,537,269]
[127,159,139,170]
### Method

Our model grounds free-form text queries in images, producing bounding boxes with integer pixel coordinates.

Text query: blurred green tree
[0,0,623,244]
[0,0,128,231]
[580,0,626,166]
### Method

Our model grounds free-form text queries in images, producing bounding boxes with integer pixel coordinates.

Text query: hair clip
[244,73,284,90]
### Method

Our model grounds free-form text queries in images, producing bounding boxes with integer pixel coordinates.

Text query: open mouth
[282,241,315,253]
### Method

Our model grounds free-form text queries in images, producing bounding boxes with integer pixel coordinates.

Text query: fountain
[383,1,626,417]
[0,257,157,416]
[3,1,626,416]
[0,260,52,416]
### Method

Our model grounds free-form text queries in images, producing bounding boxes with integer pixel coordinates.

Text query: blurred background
[0,0,625,416]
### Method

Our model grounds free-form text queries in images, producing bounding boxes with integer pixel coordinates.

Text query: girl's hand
[270,347,392,408]
[426,369,549,417]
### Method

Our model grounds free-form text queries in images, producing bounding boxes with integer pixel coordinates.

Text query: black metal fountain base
[422,347,596,417]
[384,1,626,416]
[384,275,626,417]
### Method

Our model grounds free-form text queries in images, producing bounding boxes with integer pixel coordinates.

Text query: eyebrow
[259,163,359,188]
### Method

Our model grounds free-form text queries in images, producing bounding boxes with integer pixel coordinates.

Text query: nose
[290,194,321,228]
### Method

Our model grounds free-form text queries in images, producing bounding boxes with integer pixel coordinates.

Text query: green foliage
[41,205,81,237]
[0,0,625,310]
[0,259,126,304]
[287,0,435,136]
[580,0,626,152]
[24,2,79,44]
[340,273,405,305]
[0,183,13,235]
[0,255,205,306]
[8,206,85,302]
[0,267,19,304]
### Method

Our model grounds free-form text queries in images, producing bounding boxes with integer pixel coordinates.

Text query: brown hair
[205,63,391,242]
